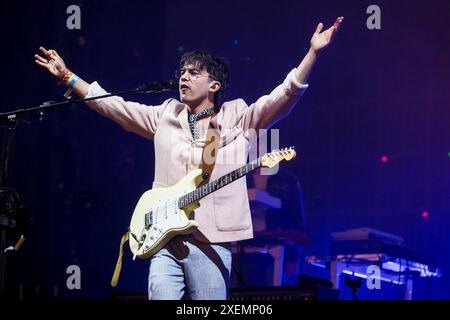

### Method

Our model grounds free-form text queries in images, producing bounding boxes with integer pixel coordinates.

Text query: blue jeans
[148,235,232,300]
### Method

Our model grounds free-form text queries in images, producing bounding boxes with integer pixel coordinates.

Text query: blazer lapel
[177,105,193,140]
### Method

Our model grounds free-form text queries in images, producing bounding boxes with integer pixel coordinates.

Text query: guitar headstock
[260,147,296,168]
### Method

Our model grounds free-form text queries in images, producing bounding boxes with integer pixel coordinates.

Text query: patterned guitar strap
[111,232,129,287]
[200,114,220,185]
[111,112,220,288]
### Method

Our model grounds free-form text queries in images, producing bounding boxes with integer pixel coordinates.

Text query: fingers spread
[315,22,324,34]
[326,24,336,32]
[48,49,56,57]
[34,54,48,64]
[334,16,344,29]
[39,46,50,57]
[35,60,47,67]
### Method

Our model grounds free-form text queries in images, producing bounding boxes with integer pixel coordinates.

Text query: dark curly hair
[180,51,229,112]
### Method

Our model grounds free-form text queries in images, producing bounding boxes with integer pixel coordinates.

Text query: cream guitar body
[128,148,296,260]
[129,169,203,259]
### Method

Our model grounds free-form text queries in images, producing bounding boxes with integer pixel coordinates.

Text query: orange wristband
[62,68,73,83]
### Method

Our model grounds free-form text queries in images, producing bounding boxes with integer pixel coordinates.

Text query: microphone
[137,80,178,93]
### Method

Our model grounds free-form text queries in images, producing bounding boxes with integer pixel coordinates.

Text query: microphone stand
[0,80,176,298]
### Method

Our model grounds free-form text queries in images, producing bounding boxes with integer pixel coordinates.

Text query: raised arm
[35,46,89,98]
[34,47,167,140]
[240,16,344,134]
[295,16,344,84]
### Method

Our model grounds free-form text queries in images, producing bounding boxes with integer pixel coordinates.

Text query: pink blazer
[86,68,308,243]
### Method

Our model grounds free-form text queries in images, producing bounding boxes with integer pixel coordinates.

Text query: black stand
[345,275,362,300]
[0,79,176,297]
[0,117,20,298]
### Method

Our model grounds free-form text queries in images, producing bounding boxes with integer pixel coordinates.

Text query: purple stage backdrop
[0,0,449,300]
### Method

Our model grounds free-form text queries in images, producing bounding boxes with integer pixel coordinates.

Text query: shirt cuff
[284,68,309,96]
[86,81,109,101]
[290,68,309,89]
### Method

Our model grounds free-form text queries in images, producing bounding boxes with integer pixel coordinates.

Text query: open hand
[310,16,344,53]
[34,47,66,79]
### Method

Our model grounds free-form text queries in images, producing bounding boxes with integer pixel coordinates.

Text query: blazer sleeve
[84,81,170,140]
[239,68,309,134]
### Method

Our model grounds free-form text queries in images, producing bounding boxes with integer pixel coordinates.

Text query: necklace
[188,107,215,141]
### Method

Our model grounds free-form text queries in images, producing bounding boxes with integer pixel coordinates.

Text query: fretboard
[178,159,261,208]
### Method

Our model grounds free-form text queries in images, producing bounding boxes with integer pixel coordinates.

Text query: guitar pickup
[145,211,153,227]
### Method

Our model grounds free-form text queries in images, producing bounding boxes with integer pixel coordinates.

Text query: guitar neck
[178,159,261,209]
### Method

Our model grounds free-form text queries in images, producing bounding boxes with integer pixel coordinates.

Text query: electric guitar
[128,147,296,259]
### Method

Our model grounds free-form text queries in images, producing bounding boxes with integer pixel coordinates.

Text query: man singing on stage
[35,16,343,300]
